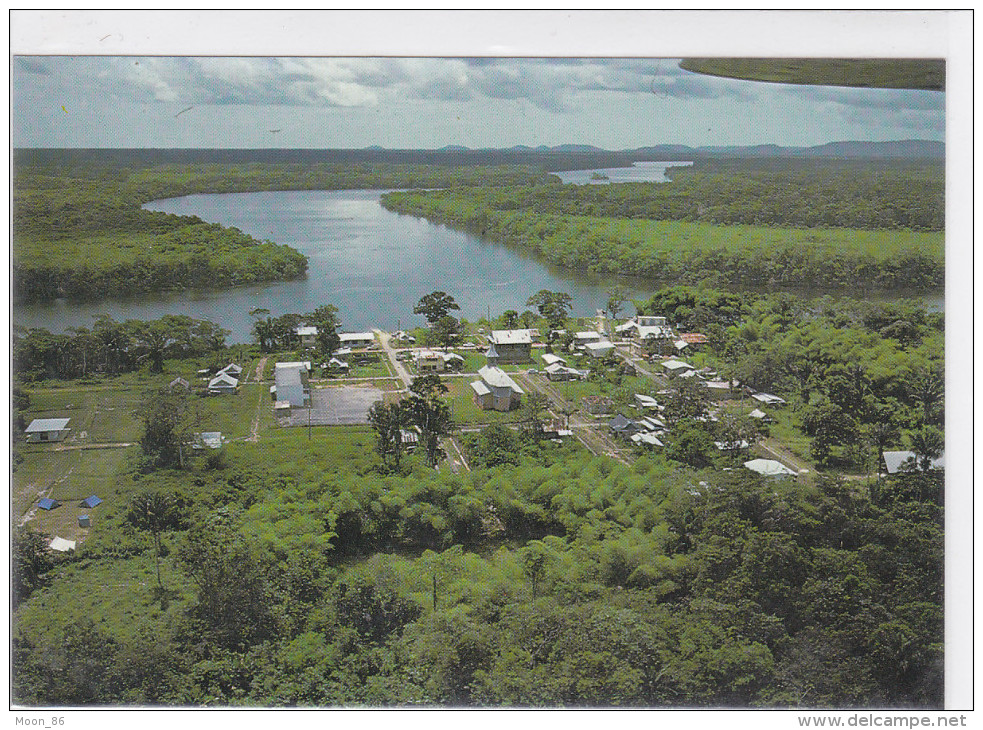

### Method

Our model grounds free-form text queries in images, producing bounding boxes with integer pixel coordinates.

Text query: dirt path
[375,330,413,388]
[757,437,813,474]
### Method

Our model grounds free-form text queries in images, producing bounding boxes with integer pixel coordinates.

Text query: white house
[882,450,945,474]
[744,458,798,479]
[414,350,465,372]
[470,365,524,411]
[295,325,318,348]
[339,332,377,348]
[208,371,240,394]
[273,361,311,408]
[584,340,615,358]
[24,418,71,443]
[660,359,695,377]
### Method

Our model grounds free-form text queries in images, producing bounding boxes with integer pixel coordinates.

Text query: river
[14,170,942,343]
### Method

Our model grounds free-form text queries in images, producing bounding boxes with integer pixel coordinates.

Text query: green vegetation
[11,296,944,705]
[381,159,944,291]
[13,160,552,303]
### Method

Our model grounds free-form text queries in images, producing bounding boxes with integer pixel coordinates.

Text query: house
[751,392,787,406]
[678,332,709,348]
[631,432,664,447]
[486,329,533,364]
[327,357,350,373]
[545,363,584,381]
[660,359,695,377]
[414,350,465,372]
[574,331,602,346]
[217,363,243,378]
[168,377,190,391]
[541,353,567,367]
[744,458,798,479]
[195,432,225,450]
[748,408,771,422]
[542,419,574,439]
[609,413,643,439]
[339,332,377,349]
[37,498,60,510]
[392,330,416,344]
[705,380,739,400]
[584,340,615,358]
[296,325,318,348]
[634,393,662,411]
[273,361,311,408]
[470,366,524,411]
[24,418,71,443]
[400,429,420,450]
[715,439,751,451]
[208,371,240,395]
[882,450,945,474]
[78,515,91,528]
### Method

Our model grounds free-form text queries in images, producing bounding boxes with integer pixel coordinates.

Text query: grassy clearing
[14,447,134,541]
[15,551,196,644]
[587,217,945,263]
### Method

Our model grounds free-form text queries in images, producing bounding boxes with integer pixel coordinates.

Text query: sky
[12,55,946,150]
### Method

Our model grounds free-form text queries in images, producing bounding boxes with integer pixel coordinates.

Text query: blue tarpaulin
[81,495,103,509]
[38,498,59,510]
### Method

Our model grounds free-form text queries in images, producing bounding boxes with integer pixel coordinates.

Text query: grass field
[587,217,945,263]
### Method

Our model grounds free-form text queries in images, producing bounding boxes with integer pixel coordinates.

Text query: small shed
[81,495,103,509]
[78,515,91,528]
[25,418,71,443]
[38,498,60,511]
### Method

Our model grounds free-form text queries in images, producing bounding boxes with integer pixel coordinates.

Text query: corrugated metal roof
[470,380,492,397]
[478,366,524,394]
[25,418,71,433]
[490,329,532,345]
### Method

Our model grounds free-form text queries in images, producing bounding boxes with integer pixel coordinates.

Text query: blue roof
[81,495,103,508]
[38,498,59,510]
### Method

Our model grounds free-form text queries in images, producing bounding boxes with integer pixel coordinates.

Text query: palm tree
[128,492,176,590]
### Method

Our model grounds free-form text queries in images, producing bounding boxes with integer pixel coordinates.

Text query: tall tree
[405,375,452,467]
[414,291,460,327]
[368,400,409,472]
[526,290,573,347]
[308,304,342,360]
[128,491,178,590]
[139,387,192,470]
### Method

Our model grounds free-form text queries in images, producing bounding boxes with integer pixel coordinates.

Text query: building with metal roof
[25,418,71,443]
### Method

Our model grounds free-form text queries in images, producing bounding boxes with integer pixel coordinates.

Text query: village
[19,293,944,558]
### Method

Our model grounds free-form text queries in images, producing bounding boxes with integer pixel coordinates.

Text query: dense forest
[11,290,944,707]
[381,159,945,291]
[12,161,551,303]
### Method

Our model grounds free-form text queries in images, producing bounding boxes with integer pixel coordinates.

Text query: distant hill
[14,139,944,173]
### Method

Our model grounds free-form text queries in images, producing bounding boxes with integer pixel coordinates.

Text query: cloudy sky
[12,55,945,150]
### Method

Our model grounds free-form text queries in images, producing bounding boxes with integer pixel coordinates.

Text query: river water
[14,166,942,343]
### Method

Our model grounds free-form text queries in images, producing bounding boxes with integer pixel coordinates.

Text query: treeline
[12,314,230,380]
[378,158,944,231]
[381,190,944,291]
[13,161,551,303]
